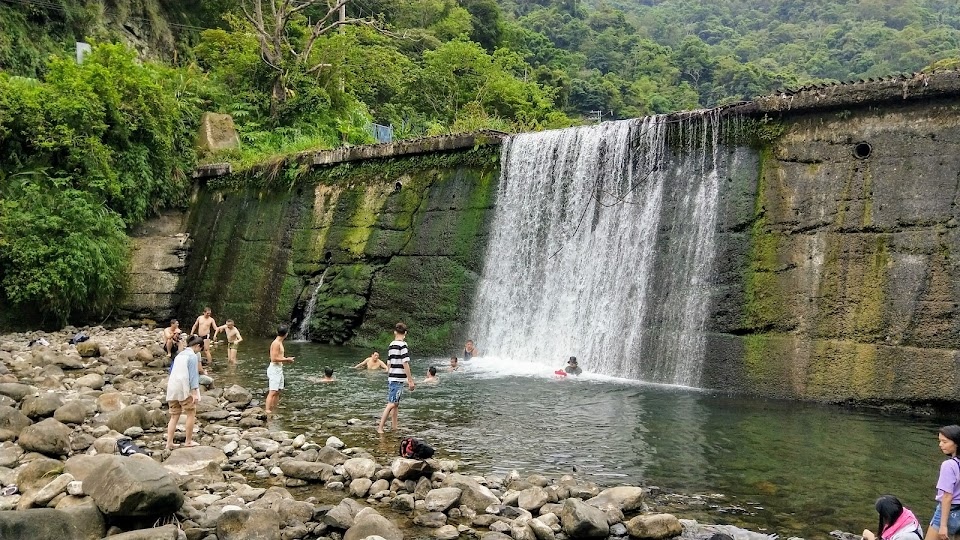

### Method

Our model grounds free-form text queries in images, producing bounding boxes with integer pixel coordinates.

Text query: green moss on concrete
[744,147,788,330]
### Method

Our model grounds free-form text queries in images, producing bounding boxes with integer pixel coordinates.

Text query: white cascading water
[294,268,329,341]
[469,112,723,387]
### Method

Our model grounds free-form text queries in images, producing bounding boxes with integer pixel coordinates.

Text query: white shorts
[267,363,284,391]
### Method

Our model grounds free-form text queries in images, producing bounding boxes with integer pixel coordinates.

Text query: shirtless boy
[353,351,387,370]
[266,325,295,414]
[214,319,243,364]
[190,307,218,367]
[162,319,182,360]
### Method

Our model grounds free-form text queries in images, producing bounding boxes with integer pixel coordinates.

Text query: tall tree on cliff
[240,0,380,118]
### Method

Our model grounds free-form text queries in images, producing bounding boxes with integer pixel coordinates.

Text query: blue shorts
[387,381,404,404]
[930,503,960,533]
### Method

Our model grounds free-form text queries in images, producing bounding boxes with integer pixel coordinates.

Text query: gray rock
[519,486,550,512]
[391,493,415,512]
[350,478,373,497]
[96,392,128,413]
[560,498,609,539]
[64,454,116,483]
[434,524,460,539]
[218,508,281,540]
[391,457,434,480]
[586,486,645,513]
[18,418,72,456]
[480,533,513,540]
[163,446,228,479]
[0,383,35,402]
[53,401,90,424]
[277,499,314,524]
[414,510,447,527]
[73,373,105,390]
[98,523,180,539]
[425,487,462,512]
[0,405,32,434]
[512,522,538,540]
[324,501,356,529]
[529,517,556,540]
[21,393,64,419]
[33,473,74,506]
[280,460,335,482]
[343,507,402,540]
[106,404,151,433]
[0,499,105,540]
[624,513,682,539]
[443,473,501,511]
[84,455,184,517]
[326,436,345,449]
[0,445,22,468]
[344,457,378,479]
[16,457,64,492]
[222,385,252,405]
[317,446,349,465]
[415,476,432,499]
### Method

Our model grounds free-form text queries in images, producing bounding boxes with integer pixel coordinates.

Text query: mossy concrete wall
[702,98,960,405]
[179,145,500,354]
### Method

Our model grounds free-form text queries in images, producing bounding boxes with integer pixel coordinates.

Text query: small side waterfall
[294,268,329,341]
[469,113,724,386]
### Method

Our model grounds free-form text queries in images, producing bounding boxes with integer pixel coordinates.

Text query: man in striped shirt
[377,322,415,434]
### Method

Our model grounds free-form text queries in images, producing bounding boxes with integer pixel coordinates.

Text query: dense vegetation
[0,0,959,325]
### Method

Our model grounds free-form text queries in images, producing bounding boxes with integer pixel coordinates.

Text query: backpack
[399,437,435,460]
[116,438,149,456]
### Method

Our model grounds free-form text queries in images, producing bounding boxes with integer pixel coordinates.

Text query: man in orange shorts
[166,335,203,449]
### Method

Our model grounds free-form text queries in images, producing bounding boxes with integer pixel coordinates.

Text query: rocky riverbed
[0,326,800,540]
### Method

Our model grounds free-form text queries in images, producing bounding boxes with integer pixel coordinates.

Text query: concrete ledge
[193,162,232,179]
[305,130,507,167]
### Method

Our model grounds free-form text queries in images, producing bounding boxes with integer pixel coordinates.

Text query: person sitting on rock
[862,495,922,540]
[166,335,203,449]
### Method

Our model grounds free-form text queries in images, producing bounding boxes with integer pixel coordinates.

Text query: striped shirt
[387,339,410,382]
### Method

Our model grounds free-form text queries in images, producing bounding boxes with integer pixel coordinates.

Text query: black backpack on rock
[399,437,435,460]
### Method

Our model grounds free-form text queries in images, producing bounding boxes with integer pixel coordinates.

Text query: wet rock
[519,486,550,512]
[425,487,462,512]
[344,457,377,479]
[18,418,72,456]
[560,498,609,539]
[624,513,682,539]
[280,460,335,482]
[586,486,645,513]
[343,507,402,540]
[84,455,184,517]
[217,508,281,540]
[443,473,501,511]
[21,393,64,419]
[0,382,35,402]
[414,510,447,527]
[0,406,32,435]
[106,404,151,433]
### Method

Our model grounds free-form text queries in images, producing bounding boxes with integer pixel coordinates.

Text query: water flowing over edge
[293,268,329,341]
[469,113,725,386]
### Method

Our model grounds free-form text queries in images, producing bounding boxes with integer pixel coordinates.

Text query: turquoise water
[211,339,949,538]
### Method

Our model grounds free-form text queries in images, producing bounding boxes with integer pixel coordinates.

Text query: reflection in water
[212,339,948,538]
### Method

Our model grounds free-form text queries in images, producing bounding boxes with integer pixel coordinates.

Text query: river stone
[323,501,356,529]
[277,499,314,524]
[280,460,334,481]
[222,385,252,405]
[392,493,415,512]
[529,517,556,540]
[18,418,72,456]
[481,533,513,540]
[0,383,35,402]
[103,523,180,539]
[53,401,90,425]
[106,404,151,433]
[163,446,227,479]
[560,498,609,539]
[443,473,501,511]
[512,522,538,540]
[0,406,32,435]
[349,478,373,497]
[519,486,550,512]
[624,513,682,539]
[64,454,115,482]
[344,457,377,479]
[0,499,105,540]
[234,484,266,501]
[84,454,184,516]
[250,437,280,453]
[0,445,22,468]
[17,456,63,492]
[21,393,64,419]
[425,487,462,512]
[74,342,100,358]
[326,436,345,449]
[344,507,402,540]
[73,373,104,390]
[414,510,447,527]
[96,392,128,413]
[317,446,349,465]
[218,508,281,540]
[435,524,460,539]
[586,486,646,513]
[392,457,434,480]
[33,473,74,506]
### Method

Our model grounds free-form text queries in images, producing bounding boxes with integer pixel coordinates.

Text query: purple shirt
[936,458,960,502]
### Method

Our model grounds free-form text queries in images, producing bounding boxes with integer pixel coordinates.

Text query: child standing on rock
[377,322,414,434]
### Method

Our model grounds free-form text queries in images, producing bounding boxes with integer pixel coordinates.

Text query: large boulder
[163,446,227,479]
[560,498,609,539]
[317,446,349,465]
[344,457,377,480]
[0,499,104,540]
[279,460,334,482]
[425,487,462,513]
[17,457,65,492]
[73,373,105,390]
[54,401,90,424]
[0,382,35,402]
[196,112,241,155]
[624,514,682,539]
[222,385,252,406]
[391,457,434,480]
[32,472,75,506]
[64,454,116,483]
[343,507,403,540]
[443,474,501,511]
[18,418,72,456]
[83,455,184,517]
[21,393,64,419]
[96,392,128,413]
[99,524,180,539]
[586,486,646,513]
[74,342,100,358]
[106,404,152,433]
[217,508,281,540]
[519,486,550,512]
[0,405,32,434]
[0,444,22,468]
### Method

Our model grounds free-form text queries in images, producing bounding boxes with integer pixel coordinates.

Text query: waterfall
[294,268,329,341]
[469,113,723,386]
